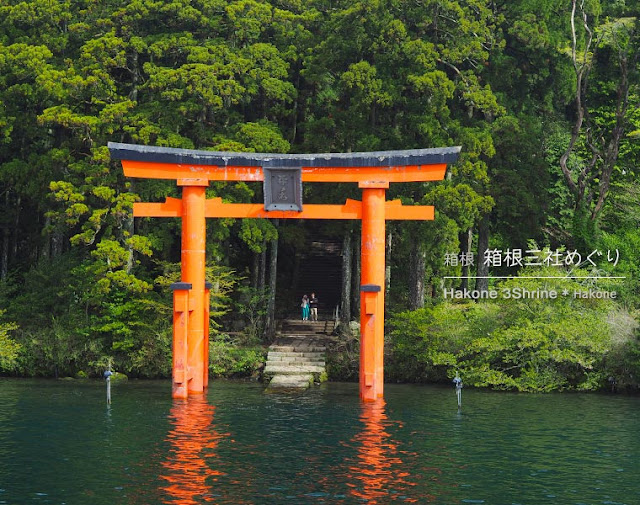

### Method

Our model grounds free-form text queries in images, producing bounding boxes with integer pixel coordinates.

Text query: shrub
[209,334,266,378]
[0,312,20,373]
[390,266,629,392]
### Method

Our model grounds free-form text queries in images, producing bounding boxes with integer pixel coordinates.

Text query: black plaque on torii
[263,166,303,212]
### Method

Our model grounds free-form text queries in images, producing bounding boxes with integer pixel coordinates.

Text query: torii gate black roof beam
[108,142,461,169]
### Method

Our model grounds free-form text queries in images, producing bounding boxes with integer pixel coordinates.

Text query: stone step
[282,332,328,335]
[267,351,325,358]
[281,320,325,323]
[274,334,328,341]
[264,364,325,375]
[269,345,295,352]
[266,374,314,390]
[263,328,329,390]
[267,353,325,360]
[282,319,328,325]
[265,357,325,365]
[266,361,326,368]
[266,357,325,364]
[270,346,326,353]
[281,327,328,333]
[281,327,327,331]
[271,346,327,352]
[280,321,332,334]
[282,319,328,322]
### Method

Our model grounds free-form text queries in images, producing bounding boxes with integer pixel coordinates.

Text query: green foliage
[572,201,601,252]
[234,286,269,342]
[235,121,291,153]
[209,333,266,378]
[238,221,276,253]
[0,0,638,382]
[326,333,360,382]
[391,266,629,391]
[125,306,172,378]
[0,312,20,372]
[541,124,578,243]
[17,316,101,378]
[599,231,640,307]
[426,183,494,232]
[488,115,550,246]
[600,309,640,391]
[155,261,238,331]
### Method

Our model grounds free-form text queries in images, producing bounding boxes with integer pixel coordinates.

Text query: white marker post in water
[453,373,462,410]
[104,369,113,404]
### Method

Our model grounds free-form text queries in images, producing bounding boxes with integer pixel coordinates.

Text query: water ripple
[0,380,639,504]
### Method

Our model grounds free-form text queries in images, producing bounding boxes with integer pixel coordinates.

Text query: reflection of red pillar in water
[348,399,420,504]
[180,181,207,396]
[161,397,226,504]
[360,185,387,401]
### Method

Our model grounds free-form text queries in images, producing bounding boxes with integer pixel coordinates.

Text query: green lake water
[0,379,638,505]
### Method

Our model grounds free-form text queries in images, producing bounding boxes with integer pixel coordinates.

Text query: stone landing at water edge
[263,331,328,391]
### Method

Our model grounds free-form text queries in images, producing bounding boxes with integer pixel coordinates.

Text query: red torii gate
[108,142,460,401]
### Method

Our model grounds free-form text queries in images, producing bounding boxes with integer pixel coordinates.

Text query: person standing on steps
[301,294,310,321]
[309,292,318,321]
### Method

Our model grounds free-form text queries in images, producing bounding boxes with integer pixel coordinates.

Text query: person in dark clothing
[309,292,318,321]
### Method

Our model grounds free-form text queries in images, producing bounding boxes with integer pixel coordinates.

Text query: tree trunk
[1,191,9,281]
[1,231,7,281]
[425,281,434,300]
[559,0,592,203]
[475,217,490,293]
[12,195,20,263]
[591,46,633,218]
[251,252,259,289]
[51,227,63,258]
[408,241,425,310]
[124,213,135,274]
[460,228,472,290]
[41,214,51,261]
[129,49,140,102]
[259,241,267,291]
[265,220,279,338]
[340,228,352,326]
[559,1,636,219]
[291,71,301,143]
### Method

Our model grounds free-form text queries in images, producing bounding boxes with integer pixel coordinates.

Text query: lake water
[0,379,638,505]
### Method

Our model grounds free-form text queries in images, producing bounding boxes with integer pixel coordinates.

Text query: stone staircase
[263,320,332,391]
[279,319,335,336]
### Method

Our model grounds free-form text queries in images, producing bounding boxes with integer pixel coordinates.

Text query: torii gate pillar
[360,184,387,400]
[180,180,207,395]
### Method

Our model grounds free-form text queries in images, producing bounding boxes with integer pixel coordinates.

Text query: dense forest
[0,0,638,391]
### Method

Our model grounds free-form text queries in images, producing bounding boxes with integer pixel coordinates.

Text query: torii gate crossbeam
[108,142,460,401]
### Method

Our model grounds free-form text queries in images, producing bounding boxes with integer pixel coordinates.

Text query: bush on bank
[0,312,20,372]
[389,268,640,392]
[0,257,267,379]
[1,325,266,380]
[209,334,266,379]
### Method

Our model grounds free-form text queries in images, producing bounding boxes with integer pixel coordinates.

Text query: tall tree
[559,1,639,224]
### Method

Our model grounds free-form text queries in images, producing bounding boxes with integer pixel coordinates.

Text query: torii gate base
[109,143,460,401]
